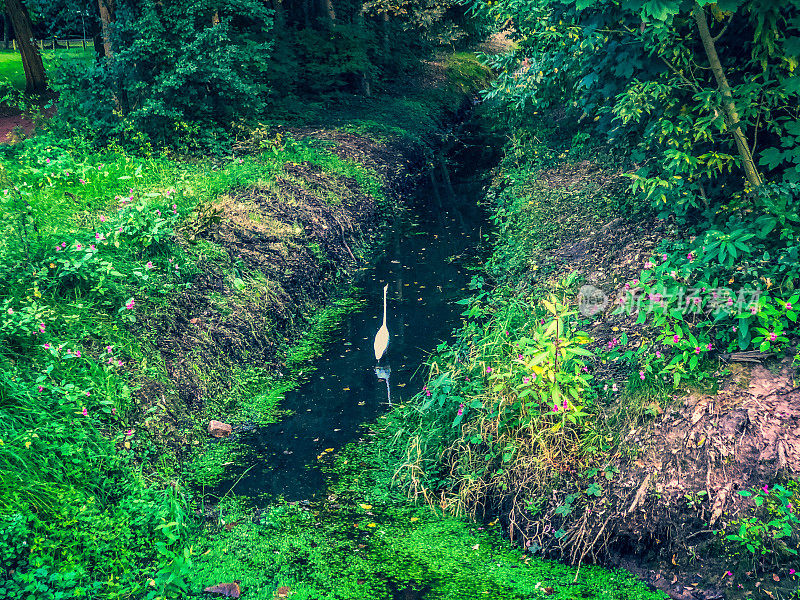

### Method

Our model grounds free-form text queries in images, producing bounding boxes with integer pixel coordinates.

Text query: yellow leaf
[359,504,372,510]
[324,448,334,452]
[409,517,418,522]
[367,523,377,528]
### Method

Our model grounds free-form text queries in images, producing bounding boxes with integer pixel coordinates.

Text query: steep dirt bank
[130,105,477,457]
[486,155,800,600]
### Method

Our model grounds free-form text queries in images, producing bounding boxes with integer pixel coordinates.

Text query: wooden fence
[2,38,90,51]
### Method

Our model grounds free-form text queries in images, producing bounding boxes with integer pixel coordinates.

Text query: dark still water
[214,130,500,501]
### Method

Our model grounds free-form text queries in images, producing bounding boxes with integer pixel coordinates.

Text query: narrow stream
[217,121,501,502]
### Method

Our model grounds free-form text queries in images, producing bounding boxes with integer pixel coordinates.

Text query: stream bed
[217,132,499,502]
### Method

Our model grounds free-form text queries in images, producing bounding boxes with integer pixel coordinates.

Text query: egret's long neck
[382,287,387,326]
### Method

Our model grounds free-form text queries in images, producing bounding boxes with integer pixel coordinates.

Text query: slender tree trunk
[5,0,46,93]
[354,3,370,96]
[322,0,335,26]
[382,12,390,57]
[692,2,762,189]
[98,0,115,57]
[272,0,285,29]
[3,14,11,50]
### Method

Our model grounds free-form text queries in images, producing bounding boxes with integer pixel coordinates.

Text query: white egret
[373,284,390,361]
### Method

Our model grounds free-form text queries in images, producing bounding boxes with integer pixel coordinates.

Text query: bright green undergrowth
[187,426,666,600]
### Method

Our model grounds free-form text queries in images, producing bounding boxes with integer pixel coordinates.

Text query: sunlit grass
[0,47,93,92]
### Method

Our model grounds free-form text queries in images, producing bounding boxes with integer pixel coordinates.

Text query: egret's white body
[373,284,390,361]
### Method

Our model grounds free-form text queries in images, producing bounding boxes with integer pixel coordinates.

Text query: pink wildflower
[655,351,662,359]
[100,215,107,222]
[117,360,123,367]
[79,178,86,185]
[786,302,792,310]
[125,429,134,436]
[687,252,694,262]
[639,371,645,380]
[790,568,796,575]
[523,377,530,384]
[106,345,113,352]
[38,385,44,392]
[770,332,777,342]
[145,261,154,270]
[90,244,96,251]
[85,391,90,397]
[486,367,492,374]
[76,243,82,251]
[672,335,679,344]
[44,342,51,350]
[39,323,45,332]
[125,299,135,310]
[81,407,88,416]
[706,343,713,351]
[96,233,102,239]
[75,350,81,357]
[457,403,464,416]
[694,347,700,354]
[61,242,67,248]
[552,404,559,412]
[112,407,117,415]
[724,571,732,577]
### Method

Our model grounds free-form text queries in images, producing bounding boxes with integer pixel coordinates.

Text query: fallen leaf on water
[343,387,350,391]
[324,448,334,452]
[359,504,372,510]
[204,582,241,598]
[397,383,406,388]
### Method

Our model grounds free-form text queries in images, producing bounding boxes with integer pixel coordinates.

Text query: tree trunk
[5,0,46,93]
[322,0,336,26]
[692,2,762,189]
[3,14,12,50]
[98,0,115,57]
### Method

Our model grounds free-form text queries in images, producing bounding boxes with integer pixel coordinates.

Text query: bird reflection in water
[374,365,391,405]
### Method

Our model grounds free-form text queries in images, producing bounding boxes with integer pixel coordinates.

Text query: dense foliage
[470,0,800,379]
[52,0,273,148]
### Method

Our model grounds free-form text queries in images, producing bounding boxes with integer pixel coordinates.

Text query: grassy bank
[0,53,491,599]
